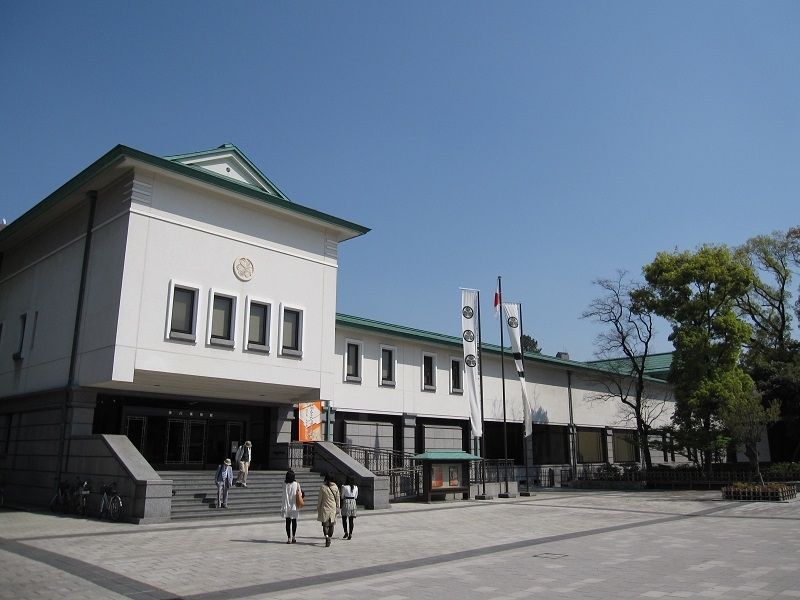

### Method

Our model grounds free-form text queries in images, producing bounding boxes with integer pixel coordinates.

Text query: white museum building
[0,143,681,520]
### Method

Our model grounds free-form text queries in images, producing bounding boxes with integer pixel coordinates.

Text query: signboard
[431,463,462,489]
[298,401,323,442]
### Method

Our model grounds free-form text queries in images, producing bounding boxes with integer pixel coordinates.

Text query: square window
[168,282,199,342]
[422,352,436,391]
[246,300,271,352]
[380,346,396,386]
[208,291,236,347]
[345,341,361,382]
[281,307,303,356]
[450,358,463,394]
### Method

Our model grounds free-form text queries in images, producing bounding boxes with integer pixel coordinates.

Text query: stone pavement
[1,489,799,599]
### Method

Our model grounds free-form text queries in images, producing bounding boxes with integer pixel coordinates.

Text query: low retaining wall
[64,434,172,524]
[312,441,390,509]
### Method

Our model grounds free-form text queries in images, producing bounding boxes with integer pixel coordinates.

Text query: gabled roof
[164,143,290,200]
[0,144,370,246]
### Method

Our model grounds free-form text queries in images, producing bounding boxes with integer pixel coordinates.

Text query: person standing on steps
[281,469,303,544]
[214,458,233,509]
[316,472,340,547]
[235,441,252,487]
[341,475,358,540]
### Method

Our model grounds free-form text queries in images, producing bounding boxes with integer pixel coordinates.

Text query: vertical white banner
[502,302,532,436]
[460,288,483,438]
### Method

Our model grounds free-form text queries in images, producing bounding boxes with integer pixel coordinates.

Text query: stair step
[161,469,325,520]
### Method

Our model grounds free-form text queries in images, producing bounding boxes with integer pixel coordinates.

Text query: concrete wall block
[15,422,63,441]
[19,409,64,426]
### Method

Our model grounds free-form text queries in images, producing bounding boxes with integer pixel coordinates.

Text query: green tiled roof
[0,144,370,245]
[585,352,673,379]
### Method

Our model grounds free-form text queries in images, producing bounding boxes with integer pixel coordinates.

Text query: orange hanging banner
[298,401,323,442]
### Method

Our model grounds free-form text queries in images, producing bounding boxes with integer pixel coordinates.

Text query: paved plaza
[1,489,798,599]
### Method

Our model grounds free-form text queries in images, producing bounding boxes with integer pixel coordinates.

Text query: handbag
[295,486,305,508]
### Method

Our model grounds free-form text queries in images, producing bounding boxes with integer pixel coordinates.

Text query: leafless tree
[582,270,669,469]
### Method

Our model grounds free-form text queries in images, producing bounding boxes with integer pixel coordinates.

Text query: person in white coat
[281,469,303,544]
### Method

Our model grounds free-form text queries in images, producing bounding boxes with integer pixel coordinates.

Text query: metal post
[498,276,512,497]
[519,303,533,496]
[475,291,492,499]
[567,371,578,477]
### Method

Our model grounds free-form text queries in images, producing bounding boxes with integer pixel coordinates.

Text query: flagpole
[519,303,533,496]
[498,276,511,497]
[476,290,489,498]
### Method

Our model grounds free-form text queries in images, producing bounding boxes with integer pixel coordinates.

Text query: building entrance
[124,412,246,469]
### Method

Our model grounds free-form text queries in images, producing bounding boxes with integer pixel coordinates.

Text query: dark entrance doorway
[121,410,248,469]
[94,394,272,470]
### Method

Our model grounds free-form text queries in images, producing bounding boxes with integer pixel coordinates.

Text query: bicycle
[50,479,73,513]
[71,477,91,516]
[98,482,123,521]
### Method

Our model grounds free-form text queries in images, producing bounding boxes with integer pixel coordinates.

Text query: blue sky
[2,2,798,360]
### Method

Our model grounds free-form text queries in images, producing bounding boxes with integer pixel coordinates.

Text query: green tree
[737,228,800,461]
[521,334,541,354]
[737,230,798,358]
[719,383,780,484]
[640,245,755,471]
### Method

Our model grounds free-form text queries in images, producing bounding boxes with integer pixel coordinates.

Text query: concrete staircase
[161,469,325,520]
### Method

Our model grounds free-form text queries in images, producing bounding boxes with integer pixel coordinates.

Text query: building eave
[0,144,370,247]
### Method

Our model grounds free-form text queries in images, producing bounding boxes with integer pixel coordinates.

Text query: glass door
[227,421,244,463]
[166,419,186,464]
[186,420,206,464]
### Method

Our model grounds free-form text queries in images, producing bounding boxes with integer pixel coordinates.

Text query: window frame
[576,427,607,464]
[207,289,238,348]
[244,296,271,353]
[166,280,200,343]
[421,351,437,392]
[449,356,463,394]
[12,312,31,361]
[612,429,639,463]
[344,339,363,383]
[379,344,397,387]
[279,304,304,357]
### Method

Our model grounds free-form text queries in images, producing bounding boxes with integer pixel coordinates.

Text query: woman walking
[281,469,302,544]
[341,475,358,540]
[316,472,340,547]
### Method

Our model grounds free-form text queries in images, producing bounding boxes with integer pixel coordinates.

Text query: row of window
[167,280,304,356]
[344,339,464,394]
[533,425,678,464]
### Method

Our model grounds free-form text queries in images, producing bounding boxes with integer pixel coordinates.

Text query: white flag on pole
[460,288,483,438]
[502,302,532,436]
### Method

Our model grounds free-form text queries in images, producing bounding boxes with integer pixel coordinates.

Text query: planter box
[721,484,797,502]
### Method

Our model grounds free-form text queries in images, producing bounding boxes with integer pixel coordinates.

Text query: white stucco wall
[332,324,676,434]
[111,168,340,403]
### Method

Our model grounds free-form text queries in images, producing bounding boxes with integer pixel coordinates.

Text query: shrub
[763,462,800,479]
[596,463,621,479]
